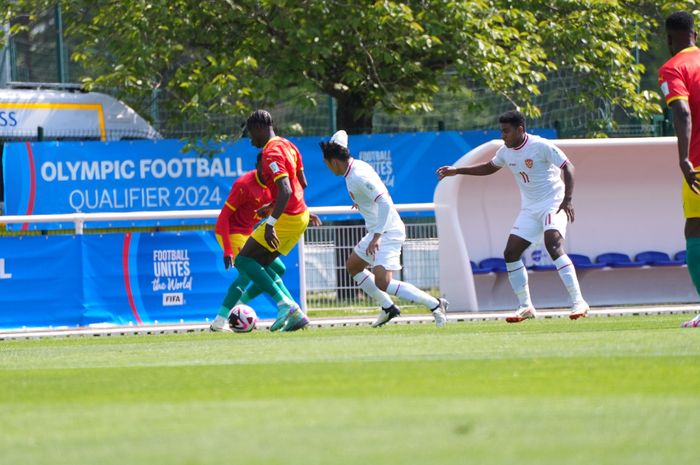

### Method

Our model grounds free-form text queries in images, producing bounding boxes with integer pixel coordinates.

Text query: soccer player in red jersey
[210,153,298,332]
[659,11,700,328]
[216,110,316,332]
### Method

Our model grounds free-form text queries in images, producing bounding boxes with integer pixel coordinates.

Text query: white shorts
[510,206,568,244]
[354,230,405,271]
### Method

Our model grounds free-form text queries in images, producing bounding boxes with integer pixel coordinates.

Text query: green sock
[235,255,291,306]
[266,258,294,301]
[216,305,231,318]
[687,237,700,295]
[221,272,252,310]
[240,284,263,304]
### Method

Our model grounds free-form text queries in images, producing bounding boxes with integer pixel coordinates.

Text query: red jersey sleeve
[262,145,290,184]
[659,63,689,105]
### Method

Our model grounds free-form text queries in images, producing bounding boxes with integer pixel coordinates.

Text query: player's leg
[503,232,537,323]
[245,211,310,331]
[543,211,588,320]
[211,233,251,332]
[346,246,400,327]
[370,233,448,327]
[682,182,700,327]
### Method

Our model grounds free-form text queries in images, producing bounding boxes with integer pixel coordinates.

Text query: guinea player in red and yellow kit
[659,11,700,327]
[213,110,318,333]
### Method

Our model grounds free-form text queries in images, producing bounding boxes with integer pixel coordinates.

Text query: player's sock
[216,305,232,318]
[266,258,294,301]
[239,285,261,305]
[506,260,533,307]
[554,255,584,303]
[235,255,294,307]
[353,270,394,308]
[686,237,700,295]
[221,272,251,311]
[386,279,439,310]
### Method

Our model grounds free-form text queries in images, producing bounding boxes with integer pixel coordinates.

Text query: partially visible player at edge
[436,110,589,323]
[321,130,448,327]
[210,152,298,332]
[659,11,700,328]
[212,110,315,332]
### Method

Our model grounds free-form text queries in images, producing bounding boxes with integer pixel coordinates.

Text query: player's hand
[557,198,575,223]
[309,213,323,226]
[223,254,234,270]
[351,203,359,210]
[256,203,273,218]
[264,224,280,249]
[681,161,700,195]
[366,235,381,256]
[436,165,457,181]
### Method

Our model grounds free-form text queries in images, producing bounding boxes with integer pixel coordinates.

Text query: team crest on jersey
[269,161,280,173]
[525,159,534,169]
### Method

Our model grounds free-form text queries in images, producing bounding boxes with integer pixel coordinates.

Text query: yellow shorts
[215,233,249,260]
[251,210,310,255]
[683,177,700,218]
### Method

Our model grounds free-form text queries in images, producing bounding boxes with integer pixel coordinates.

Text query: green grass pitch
[1,314,698,465]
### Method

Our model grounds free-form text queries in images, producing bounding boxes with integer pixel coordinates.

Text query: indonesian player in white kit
[320,130,448,327]
[436,110,589,322]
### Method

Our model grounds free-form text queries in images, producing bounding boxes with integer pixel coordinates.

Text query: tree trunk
[335,92,374,134]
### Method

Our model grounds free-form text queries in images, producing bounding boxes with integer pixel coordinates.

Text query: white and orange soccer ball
[227,304,258,333]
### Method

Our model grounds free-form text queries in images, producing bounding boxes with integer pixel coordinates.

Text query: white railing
[0,203,437,313]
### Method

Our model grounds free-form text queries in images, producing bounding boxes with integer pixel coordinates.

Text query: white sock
[554,255,584,304]
[506,260,533,307]
[353,270,394,308]
[386,279,439,310]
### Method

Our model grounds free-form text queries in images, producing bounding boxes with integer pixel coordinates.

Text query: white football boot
[209,315,233,332]
[569,301,590,320]
[505,305,537,323]
[372,304,401,327]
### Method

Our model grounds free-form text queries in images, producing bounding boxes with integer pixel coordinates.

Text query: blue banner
[0,231,297,329]
[2,129,556,229]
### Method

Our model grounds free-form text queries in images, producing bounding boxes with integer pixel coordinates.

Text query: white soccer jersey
[344,159,405,235]
[491,134,569,211]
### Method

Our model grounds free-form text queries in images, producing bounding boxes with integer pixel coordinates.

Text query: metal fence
[303,219,439,311]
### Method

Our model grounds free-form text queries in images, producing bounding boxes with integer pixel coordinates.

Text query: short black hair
[498,110,526,129]
[246,109,273,129]
[666,11,695,32]
[319,141,350,161]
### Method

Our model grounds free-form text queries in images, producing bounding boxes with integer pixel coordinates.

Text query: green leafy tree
[3,0,693,136]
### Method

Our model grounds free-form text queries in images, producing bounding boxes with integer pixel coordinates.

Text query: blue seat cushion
[569,253,606,269]
[478,257,507,273]
[634,251,678,266]
[595,252,640,268]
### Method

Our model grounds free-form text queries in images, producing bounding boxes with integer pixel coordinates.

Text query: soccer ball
[228,304,258,333]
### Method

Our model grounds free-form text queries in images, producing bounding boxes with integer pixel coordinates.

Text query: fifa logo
[162,293,184,306]
[0,258,12,280]
[525,159,534,169]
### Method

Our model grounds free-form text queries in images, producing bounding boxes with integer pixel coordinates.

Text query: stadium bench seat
[530,263,556,271]
[634,251,680,267]
[569,253,606,270]
[674,251,687,264]
[478,257,508,273]
[595,252,640,268]
[470,261,491,275]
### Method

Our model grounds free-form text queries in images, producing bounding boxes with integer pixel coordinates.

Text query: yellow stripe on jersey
[225,201,236,211]
[273,173,289,182]
[667,95,689,104]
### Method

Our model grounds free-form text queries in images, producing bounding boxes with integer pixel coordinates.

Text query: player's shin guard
[353,270,394,308]
[266,258,294,301]
[554,255,584,304]
[686,237,700,295]
[221,272,251,312]
[235,255,293,307]
[506,260,533,307]
[386,279,439,309]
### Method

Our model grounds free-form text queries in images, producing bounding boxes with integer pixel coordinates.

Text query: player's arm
[215,201,236,269]
[436,162,501,180]
[297,168,308,189]
[670,99,700,194]
[264,176,292,249]
[558,162,575,223]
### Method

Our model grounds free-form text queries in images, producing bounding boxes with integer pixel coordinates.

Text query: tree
[2,0,692,136]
